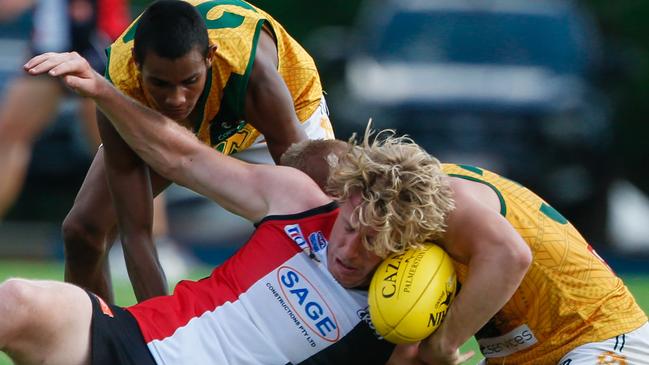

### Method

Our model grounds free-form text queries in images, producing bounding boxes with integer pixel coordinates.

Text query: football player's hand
[418,335,475,365]
[24,52,106,98]
[387,343,426,365]
[419,347,474,365]
[387,342,474,365]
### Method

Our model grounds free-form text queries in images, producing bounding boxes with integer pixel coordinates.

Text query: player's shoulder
[104,28,145,101]
[262,165,331,217]
[187,0,267,21]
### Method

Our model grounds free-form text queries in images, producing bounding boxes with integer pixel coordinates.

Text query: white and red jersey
[127,202,394,365]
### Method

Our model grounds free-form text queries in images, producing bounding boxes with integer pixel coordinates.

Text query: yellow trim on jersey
[105,0,326,155]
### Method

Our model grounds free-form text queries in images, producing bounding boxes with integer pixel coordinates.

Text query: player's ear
[205,45,217,66]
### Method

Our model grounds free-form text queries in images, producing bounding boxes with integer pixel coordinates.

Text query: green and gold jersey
[442,164,647,364]
[105,0,324,155]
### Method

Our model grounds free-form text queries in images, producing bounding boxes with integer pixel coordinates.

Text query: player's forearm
[424,249,530,355]
[98,118,168,301]
[245,38,306,163]
[93,82,193,182]
[115,210,169,302]
[94,77,273,222]
[121,232,169,301]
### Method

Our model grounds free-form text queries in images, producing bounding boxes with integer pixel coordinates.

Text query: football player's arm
[25,51,326,230]
[244,27,307,164]
[97,111,169,301]
[94,86,273,221]
[98,90,326,220]
[386,343,474,365]
[418,180,532,364]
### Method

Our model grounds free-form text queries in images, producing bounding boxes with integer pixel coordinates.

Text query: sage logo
[284,224,307,249]
[278,266,340,342]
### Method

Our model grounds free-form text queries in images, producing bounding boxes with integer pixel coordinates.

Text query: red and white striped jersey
[127,202,394,364]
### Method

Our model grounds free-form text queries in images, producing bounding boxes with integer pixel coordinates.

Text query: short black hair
[134,0,209,63]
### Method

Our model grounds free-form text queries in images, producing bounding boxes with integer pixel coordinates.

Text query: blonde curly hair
[327,127,455,257]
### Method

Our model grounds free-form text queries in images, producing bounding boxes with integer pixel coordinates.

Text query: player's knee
[0,278,31,305]
[0,279,37,338]
[62,212,107,258]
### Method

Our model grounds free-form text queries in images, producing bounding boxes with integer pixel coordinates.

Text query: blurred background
[2,0,648,266]
[0,0,648,363]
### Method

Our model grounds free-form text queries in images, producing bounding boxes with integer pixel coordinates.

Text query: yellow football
[368,243,457,344]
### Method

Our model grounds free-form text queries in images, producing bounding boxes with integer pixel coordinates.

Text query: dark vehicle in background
[325,0,612,244]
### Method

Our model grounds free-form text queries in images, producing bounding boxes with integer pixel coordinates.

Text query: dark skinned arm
[244,28,308,164]
[97,111,169,301]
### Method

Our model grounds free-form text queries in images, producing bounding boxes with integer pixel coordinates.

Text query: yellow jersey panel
[105,0,325,155]
[441,164,647,364]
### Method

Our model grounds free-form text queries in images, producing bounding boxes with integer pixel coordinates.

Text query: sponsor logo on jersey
[278,266,340,342]
[94,294,114,318]
[284,224,308,249]
[266,282,318,348]
[478,324,538,358]
[308,231,328,252]
[597,351,627,365]
[357,306,383,340]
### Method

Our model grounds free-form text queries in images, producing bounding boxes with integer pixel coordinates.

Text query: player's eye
[147,77,171,87]
[183,77,199,85]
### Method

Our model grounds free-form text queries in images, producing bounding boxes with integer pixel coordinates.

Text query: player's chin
[162,108,191,121]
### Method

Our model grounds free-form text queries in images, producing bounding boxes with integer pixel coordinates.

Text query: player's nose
[340,234,364,261]
[165,87,186,107]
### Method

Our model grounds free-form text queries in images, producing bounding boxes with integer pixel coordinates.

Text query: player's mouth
[163,108,189,120]
[335,257,358,277]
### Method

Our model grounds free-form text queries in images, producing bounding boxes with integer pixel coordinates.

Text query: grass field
[0,261,647,365]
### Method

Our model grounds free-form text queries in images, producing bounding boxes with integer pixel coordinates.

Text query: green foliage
[247,0,362,41]
[583,1,649,192]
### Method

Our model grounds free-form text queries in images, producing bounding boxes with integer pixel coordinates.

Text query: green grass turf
[0,261,647,365]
